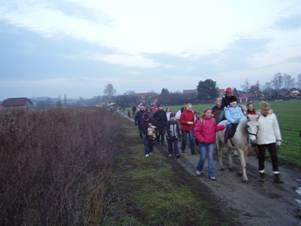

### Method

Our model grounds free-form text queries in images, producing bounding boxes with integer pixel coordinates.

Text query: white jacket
[257,111,282,145]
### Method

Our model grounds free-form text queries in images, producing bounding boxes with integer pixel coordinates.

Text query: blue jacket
[224,106,244,124]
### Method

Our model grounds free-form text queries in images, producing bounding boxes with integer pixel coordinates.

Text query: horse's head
[246,114,260,145]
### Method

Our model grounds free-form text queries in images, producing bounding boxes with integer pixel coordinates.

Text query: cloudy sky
[0,0,301,99]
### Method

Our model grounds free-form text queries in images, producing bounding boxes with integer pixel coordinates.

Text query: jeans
[224,123,238,141]
[181,130,195,154]
[144,136,154,155]
[196,143,215,178]
[167,138,179,156]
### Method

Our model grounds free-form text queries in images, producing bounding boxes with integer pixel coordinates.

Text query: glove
[276,140,282,146]
[187,121,193,125]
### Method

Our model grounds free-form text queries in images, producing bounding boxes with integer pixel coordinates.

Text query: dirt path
[175,150,301,226]
[122,112,301,226]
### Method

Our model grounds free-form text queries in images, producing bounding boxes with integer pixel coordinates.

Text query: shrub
[0,108,120,225]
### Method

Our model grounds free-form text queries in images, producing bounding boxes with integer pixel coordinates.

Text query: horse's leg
[238,147,248,183]
[228,147,233,170]
[217,141,225,171]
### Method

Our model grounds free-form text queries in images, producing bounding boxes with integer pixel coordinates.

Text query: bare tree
[296,74,301,89]
[103,84,116,103]
[283,74,295,89]
[271,73,284,90]
[241,79,250,92]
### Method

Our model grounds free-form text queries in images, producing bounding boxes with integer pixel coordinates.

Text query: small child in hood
[246,102,257,115]
[166,113,181,158]
[224,96,245,145]
[194,108,225,180]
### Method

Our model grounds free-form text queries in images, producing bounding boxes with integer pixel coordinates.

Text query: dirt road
[175,150,301,226]
[123,112,301,225]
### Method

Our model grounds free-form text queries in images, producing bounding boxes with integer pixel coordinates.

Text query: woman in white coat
[257,101,283,183]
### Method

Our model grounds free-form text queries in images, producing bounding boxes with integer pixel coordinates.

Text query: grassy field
[170,100,301,167]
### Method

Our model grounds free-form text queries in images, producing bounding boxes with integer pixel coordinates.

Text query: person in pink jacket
[194,108,225,180]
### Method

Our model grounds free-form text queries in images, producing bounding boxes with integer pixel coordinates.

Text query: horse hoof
[242,179,249,184]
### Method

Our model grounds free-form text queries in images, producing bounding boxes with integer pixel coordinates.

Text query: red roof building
[2,97,33,110]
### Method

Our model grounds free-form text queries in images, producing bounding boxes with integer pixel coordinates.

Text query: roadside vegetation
[0,108,121,225]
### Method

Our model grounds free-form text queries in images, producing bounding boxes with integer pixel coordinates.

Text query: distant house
[238,92,256,103]
[218,89,225,97]
[2,97,33,110]
[183,89,197,96]
[135,92,158,104]
[290,89,300,97]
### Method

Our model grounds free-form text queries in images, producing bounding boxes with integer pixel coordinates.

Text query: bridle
[246,115,260,142]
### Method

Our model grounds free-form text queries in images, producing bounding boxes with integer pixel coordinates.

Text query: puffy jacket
[194,116,225,144]
[257,111,282,145]
[224,106,245,124]
[153,109,167,128]
[180,109,195,131]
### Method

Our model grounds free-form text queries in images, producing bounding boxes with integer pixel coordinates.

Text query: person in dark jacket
[166,113,181,158]
[142,108,156,157]
[132,105,137,118]
[153,105,168,145]
[212,97,223,123]
[134,106,145,138]
[221,87,236,108]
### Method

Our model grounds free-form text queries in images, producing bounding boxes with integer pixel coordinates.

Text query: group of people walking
[133,87,283,183]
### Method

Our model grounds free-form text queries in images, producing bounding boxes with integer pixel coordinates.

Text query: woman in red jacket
[180,103,196,154]
[194,108,225,180]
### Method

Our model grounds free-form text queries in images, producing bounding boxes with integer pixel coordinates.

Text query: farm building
[2,97,33,110]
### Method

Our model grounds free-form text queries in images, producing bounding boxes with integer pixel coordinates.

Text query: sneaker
[209,176,216,181]
[196,170,202,176]
[145,154,150,157]
[168,154,172,157]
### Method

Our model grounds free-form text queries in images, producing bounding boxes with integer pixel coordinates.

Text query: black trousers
[258,143,279,172]
[156,127,166,144]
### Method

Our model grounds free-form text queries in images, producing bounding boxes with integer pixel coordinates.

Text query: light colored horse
[216,114,259,183]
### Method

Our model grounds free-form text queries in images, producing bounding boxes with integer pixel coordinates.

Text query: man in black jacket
[153,105,168,145]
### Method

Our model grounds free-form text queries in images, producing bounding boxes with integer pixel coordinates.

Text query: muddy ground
[123,113,301,226]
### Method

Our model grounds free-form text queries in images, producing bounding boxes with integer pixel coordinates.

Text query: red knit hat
[225,87,233,94]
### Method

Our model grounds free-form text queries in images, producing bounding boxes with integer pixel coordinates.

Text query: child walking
[257,101,283,183]
[166,113,181,158]
[142,108,156,157]
[194,108,225,180]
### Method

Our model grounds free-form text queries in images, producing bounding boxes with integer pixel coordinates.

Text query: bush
[0,108,120,225]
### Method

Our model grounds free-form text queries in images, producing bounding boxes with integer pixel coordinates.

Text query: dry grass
[0,107,121,226]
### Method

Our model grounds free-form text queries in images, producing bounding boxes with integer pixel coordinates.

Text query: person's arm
[272,114,282,144]
[193,120,202,142]
[224,107,235,123]
[215,123,225,132]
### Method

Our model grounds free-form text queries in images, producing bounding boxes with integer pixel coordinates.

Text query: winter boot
[259,172,264,182]
[273,174,283,184]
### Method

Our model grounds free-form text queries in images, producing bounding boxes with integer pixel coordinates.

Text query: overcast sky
[0,0,301,99]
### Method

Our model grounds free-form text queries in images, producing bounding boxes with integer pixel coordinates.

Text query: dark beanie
[229,96,237,103]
